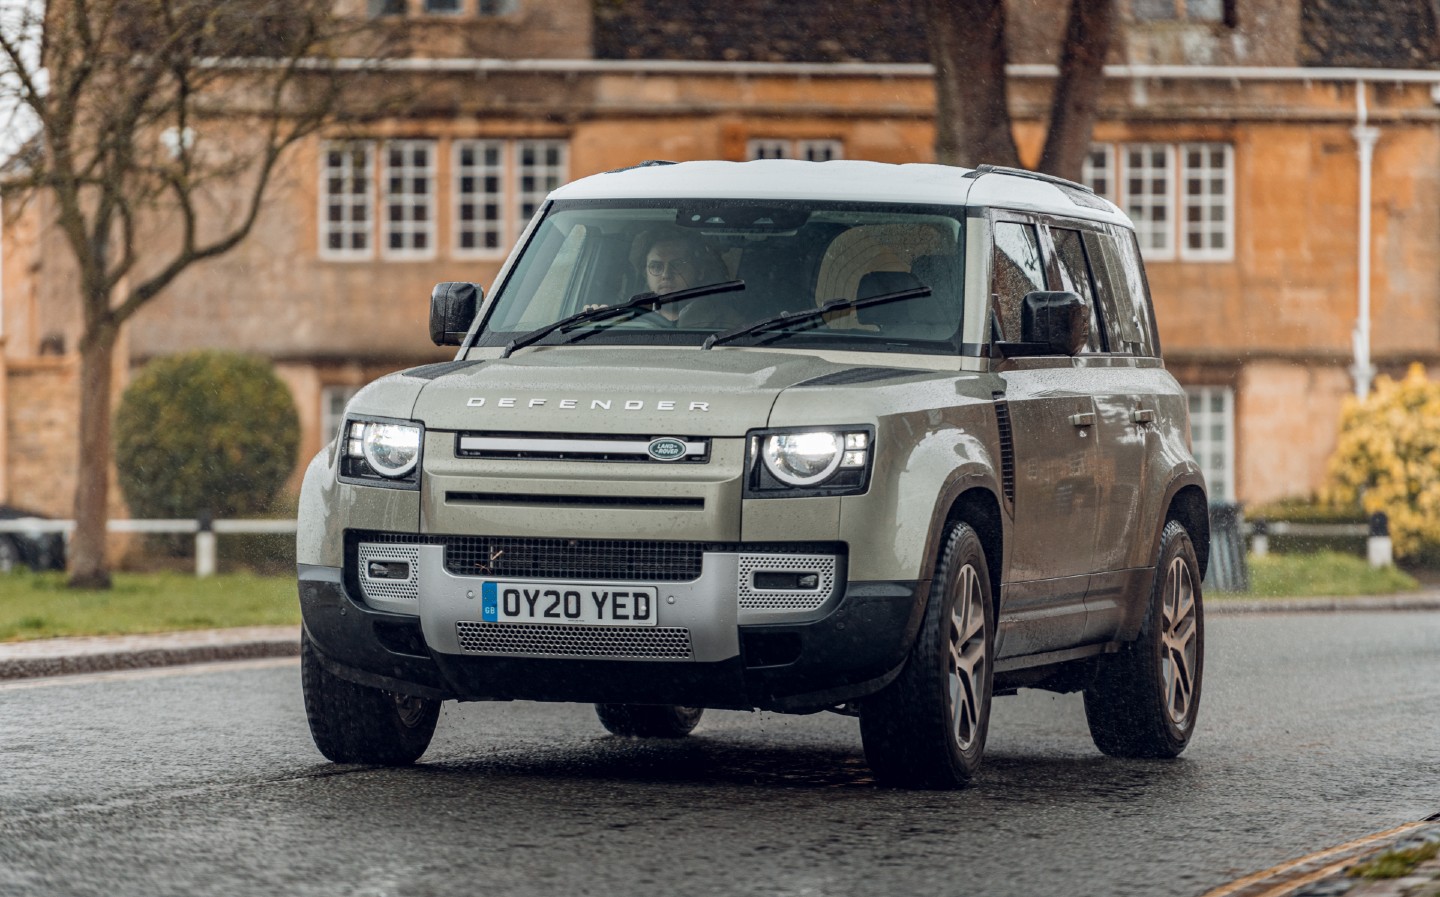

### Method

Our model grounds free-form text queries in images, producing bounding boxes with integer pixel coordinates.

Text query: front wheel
[860,521,994,789]
[1083,519,1204,758]
[300,631,440,765]
[594,704,703,737]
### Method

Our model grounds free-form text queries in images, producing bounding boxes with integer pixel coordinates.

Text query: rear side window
[1050,228,1105,354]
[990,222,1046,342]
[1083,229,1157,357]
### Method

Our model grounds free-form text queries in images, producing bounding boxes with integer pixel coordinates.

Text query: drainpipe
[1351,80,1379,400]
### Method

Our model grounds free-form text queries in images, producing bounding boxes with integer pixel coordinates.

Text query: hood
[408,347,919,436]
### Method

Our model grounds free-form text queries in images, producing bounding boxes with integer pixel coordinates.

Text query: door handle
[1131,408,1155,424]
[1069,412,1096,427]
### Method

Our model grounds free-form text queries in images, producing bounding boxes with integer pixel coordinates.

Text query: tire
[300,631,440,765]
[1084,519,1204,759]
[594,703,704,738]
[860,521,994,789]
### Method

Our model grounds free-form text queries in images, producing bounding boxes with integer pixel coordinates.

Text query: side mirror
[1019,290,1088,356]
[429,282,483,346]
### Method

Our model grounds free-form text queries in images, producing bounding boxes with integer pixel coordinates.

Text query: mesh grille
[455,621,693,659]
[443,536,704,582]
[737,554,837,611]
[357,544,421,603]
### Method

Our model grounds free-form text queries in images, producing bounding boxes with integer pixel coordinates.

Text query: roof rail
[603,159,678,174]
[962,163,1095,195]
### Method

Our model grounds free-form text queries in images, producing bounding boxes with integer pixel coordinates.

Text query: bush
[1326,363,1440,560]
[1245,497,1367,556]
[114,351,300,522]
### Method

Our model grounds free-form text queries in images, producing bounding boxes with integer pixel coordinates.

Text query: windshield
[474,199,966,355]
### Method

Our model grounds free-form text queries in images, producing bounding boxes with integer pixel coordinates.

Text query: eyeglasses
[647,258,694,277]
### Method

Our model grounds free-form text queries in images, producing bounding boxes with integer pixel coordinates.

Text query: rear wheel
[300,631,440,765]
[860,521,994,789]
[1084,519,1204,758]
[594,704,704,738]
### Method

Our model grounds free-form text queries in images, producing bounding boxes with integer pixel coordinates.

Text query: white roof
[550,159,1131,226]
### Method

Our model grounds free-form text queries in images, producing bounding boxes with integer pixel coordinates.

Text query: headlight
[340,417,424,489]
[762,432,843,486]
[748,426,874,497]
[361,423,421,477]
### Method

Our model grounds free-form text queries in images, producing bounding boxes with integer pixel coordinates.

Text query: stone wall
[4,357,80,519]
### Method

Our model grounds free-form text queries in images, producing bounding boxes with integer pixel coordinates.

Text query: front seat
[855,268,952,339]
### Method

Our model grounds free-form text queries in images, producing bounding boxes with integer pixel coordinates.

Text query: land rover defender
[297,160,1208,788]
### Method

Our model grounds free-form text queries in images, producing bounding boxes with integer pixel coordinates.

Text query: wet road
[2,611,1438,897]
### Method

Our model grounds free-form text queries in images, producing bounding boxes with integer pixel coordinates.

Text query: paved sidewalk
[0,588,1437,682]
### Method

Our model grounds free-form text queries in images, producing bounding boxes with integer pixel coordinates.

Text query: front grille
[443,536,705,582]
[455,621,693,659]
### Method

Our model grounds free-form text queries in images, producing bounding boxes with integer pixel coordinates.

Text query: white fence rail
[0,517,297,577]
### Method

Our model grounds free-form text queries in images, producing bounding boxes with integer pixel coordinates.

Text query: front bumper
[299,563,926,713]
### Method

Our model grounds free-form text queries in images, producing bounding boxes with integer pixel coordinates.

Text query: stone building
[2,0,1438,519]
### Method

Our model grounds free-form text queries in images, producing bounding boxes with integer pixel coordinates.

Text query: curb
[0,626,299,681]
[1207,591,1440,615]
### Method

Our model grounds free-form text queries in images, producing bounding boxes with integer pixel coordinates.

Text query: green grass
[1348,840,1438,880]
[0,571,299,642]
[1214,551,1420,599]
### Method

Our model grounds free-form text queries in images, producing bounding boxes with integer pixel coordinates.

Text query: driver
[631,229,728,321]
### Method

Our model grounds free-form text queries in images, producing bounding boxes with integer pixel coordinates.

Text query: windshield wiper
[499,280,745,358]
[700,286,932,350]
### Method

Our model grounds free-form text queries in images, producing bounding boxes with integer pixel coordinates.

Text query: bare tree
[928,0,1117,182]
[0,0,379,588]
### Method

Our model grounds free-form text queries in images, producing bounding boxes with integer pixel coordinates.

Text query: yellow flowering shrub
[1325,363,1440,559]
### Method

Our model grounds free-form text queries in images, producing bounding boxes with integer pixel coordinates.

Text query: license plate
[480,581,659,627]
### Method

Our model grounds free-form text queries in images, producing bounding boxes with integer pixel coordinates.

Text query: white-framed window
[1082,144,1115,201]
[454,139,507,258]
[478,0,518,13]
[1186,386,1235,502]
[319,136,568,262]
[1086,141,1233,262]
[1180,142,1234,261]
[320,142,375,260]
[516,140,567,229]
[1123,143,1175,260]
[381,140,436,259]
[322,385,363,447]
[745,139,845,162]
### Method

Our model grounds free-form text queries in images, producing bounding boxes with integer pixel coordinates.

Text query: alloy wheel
[947,563,987,751]
[1160,556,1199,727]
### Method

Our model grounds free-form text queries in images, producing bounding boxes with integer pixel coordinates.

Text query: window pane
[1051,228,1104,353]
[1180,142,1233,261]
[515,139,568,227]
[1186,0,1223,20]
[381,139,437,258]
[319,141,373,258]
[1121,143,1174,260]
[454,140,506,256]
[1082,144,1113,200]
[990,222,1047,342]
[746,139,790,161]
[1185,386,1235,502]
[424,0,461,12]
[1134,0,1178,20]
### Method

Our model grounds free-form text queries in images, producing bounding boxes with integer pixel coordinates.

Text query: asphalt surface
[1,612,1438,897]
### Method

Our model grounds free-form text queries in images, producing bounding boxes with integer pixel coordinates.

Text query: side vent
[992,392,1016,506]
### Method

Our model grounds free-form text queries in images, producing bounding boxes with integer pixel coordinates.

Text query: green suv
[297,160,1208,788]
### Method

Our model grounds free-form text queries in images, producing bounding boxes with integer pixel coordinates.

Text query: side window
[493,222,591,330]
[1083,230,1156,356]
[1050,228,1105,353]
[1114,230,1159,356]
[990,222,1046,342]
